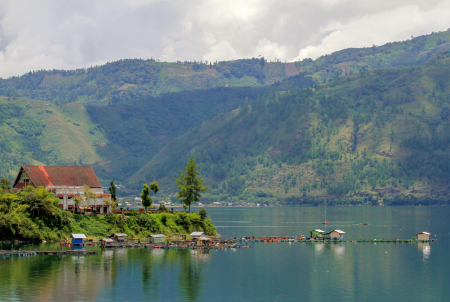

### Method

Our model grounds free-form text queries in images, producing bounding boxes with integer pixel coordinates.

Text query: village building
[190,231,206,237]
[71,234,86,246]
[325,230,346,240]
[101,238,114,248]
[416,232,431,241]
[149,234,165,244]
[114,233,128,242]
[310,229,326,238]
[192,237,211,247]
[13,165,111,214]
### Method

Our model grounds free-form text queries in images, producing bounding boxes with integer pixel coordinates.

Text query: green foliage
[198,207,208,220]
[0,187,71,241]
[108,180,117,203]
[175,157,208,211]
[141,180,159,209]
[0,188,216,241]
[0,177,12,190]
[13,120,46,136]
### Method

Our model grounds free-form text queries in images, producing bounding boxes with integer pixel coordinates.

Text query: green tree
[141,180,159,210]
[199,207,208,220]
[0,177,12,191]
[175,157,208,213]
[109,180,117,204]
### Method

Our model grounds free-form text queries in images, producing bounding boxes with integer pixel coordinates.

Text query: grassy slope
[0,96,108,180]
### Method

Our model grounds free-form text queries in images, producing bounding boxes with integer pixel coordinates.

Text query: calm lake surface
[1,206,449,301]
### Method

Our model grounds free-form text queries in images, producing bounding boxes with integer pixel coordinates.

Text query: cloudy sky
[0,0,449,78]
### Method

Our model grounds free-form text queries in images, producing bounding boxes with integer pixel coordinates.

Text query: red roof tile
[15,166,101,188]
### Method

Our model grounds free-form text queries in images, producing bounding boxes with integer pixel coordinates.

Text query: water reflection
[179,250,208,301]
[314,243,324,255]
[330,244,345,259]
[418,243,431,260]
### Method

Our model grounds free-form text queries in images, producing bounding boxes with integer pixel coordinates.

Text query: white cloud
[0,0,449,78]
[203,40,240,62]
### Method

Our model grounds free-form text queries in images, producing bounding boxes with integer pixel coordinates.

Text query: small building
[100,238,114,248]
[190,231,205,237]
[114,233,128,242]
[416,232,431,241]
[193,237,211,246]
[326,230,346,240]
[71,234,86,244]
[310,229,326,238]
[149,234,165,244]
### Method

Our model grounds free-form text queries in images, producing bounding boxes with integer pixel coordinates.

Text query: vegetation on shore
[0,186,216,241]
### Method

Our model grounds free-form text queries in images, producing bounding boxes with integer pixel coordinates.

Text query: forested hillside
[132,50,450,205]
[1,30,450,205]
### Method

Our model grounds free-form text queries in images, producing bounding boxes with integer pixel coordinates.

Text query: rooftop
[190,232,205,236]
[312,229,325,233]
[328,230,346,234]
[14,165,101,188]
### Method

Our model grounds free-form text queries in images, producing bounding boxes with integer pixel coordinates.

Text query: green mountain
[2,30,449,105]
[1,30,450,205]
[132,50,450,205]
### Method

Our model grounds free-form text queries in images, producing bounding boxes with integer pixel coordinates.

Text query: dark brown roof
[14,165,101,188]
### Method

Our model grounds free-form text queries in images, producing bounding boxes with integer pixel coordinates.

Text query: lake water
[1,206,449,301]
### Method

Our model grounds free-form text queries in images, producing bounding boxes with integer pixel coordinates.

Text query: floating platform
[0,250,98,257]
[235,236,437,243]
[35,250,98,256]
[0,250,36,257]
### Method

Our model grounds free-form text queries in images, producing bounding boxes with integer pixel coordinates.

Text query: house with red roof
[13,165,111,214]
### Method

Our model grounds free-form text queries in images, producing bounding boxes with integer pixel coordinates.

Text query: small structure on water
[149,234,165,244]
[71,234,86,246]
[325,230,345,240]
[193,237,211,247]
[101,238,114,248]
[190,231,205,237]
[114,233,128,242]
[416,232,431,241]
[310,229,325,238]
